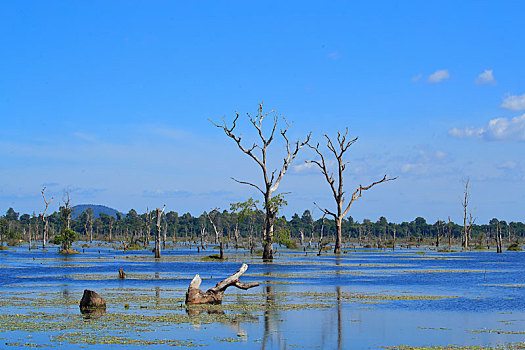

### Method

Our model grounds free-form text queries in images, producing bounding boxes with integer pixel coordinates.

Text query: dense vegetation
[1,206,523,249]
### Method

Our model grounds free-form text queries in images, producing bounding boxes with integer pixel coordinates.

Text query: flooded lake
[0,244,524,349]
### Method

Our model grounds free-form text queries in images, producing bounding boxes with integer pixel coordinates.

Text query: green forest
[1,205,523,250]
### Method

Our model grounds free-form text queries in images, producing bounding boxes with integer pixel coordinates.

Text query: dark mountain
[71,204,121,219]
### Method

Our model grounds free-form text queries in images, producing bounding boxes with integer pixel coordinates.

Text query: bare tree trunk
[461,178,475,251]
[334,216,342,254]
[154,205,165,258]
[40,188,53,250]
[317,215,326,256]
[28,222,32,251]
[200,225,206,250]
[234,222,239,249]
[185,264,259,305]
[206,209,221,245]
[263,204,275,261]
[392,225,396,251]
[448,216,452,249]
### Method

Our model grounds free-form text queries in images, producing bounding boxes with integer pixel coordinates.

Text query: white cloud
[293,162,315,172]
[449,114,525,141]
[400,148,449,176]
[475,69,496,85]
[448,127,484,138]
[501,94,525,111]
[428,70,450,83]
[412,73,422,82]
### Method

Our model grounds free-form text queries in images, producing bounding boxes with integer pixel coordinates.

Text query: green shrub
[507,241,522,251]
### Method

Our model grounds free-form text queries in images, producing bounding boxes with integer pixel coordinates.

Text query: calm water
[0,243,524,349]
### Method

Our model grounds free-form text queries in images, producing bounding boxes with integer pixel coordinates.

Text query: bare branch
[210,112,265,170]
[342,175,398,217]
[270,132,311,193]
[231,177,265,195]
[313,202,337,219]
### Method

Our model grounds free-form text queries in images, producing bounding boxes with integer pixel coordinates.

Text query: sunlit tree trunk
[154,205,165,258]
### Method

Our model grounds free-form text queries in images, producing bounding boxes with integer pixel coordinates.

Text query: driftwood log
[185,264,259,305]
[79,289,106,312]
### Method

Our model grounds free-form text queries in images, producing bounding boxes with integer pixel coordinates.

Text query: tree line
[1,206,523,250]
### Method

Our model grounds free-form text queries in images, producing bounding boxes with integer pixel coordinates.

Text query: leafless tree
[40,187,54,249]
[144,209,152,247]
[206,208,221,244]
[448,216,452,249]
[154,205,165,258]
[496,221,503,253]
[461,178,476,250]
[317,213,326,256]
[392,224,396,251]
[307,129,396,254]
[207,208,224,258]
[211,103,311,260]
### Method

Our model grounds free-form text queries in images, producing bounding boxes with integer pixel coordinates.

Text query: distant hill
[71,204,121,219]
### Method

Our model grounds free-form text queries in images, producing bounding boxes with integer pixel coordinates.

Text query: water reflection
[262,285,286,350]
[185,305,254,340]
[80,308,106,320]
[337,286,342,350]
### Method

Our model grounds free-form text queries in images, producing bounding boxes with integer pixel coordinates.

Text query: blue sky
[1,1,524,223]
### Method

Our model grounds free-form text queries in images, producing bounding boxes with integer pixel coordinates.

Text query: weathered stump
[79,289,106,312]
[185,263,259,305]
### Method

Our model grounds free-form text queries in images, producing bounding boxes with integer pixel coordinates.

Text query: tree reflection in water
[262,285,286,350]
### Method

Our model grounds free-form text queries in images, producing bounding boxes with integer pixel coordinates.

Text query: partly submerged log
[79,289,106,312]
[185,263,259,305]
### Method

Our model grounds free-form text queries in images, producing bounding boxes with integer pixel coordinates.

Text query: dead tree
[317,214,326,256]
[461,178,476,250]
[185,264,259,305]
[211,103,311,260]
[108,216,115,242]
[154,205,165,258]
[144,209,152,247]
[40,187,54,249]
[435,220,442,248]
[206,208,221,244]
[392,224,396,251]
[307,129,396,254]
[496,221,503,253]
[28,220,32,251]
[200,220,207,250]
[206,208,224,258]
[448,216,452,249]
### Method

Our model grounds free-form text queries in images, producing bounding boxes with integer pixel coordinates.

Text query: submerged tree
[211,103,310,260]
[55,191,77,252]
[461,178,476,250]
[154,205,165,258]
[40,187,54,249]
[307,129,396,254]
